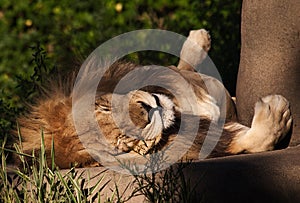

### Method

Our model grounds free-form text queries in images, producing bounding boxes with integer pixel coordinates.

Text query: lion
[14,29,292,169]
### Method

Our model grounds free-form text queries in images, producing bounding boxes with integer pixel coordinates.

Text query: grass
[120,151,199,203]
[0,131,200,202]
[0,133,110,202]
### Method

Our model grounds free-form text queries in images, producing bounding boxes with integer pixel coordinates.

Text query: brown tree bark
[236,0,300,146]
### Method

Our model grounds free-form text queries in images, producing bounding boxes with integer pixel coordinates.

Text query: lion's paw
[133,140,156,155]
[246,95,292,152]
[178,29,211,71]
[188,29,211,52]
[116,136,156,155]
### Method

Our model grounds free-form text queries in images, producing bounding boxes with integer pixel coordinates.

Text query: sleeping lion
[14,29,292,169]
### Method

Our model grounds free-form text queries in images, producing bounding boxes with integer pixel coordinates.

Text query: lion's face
[95,90,176,154]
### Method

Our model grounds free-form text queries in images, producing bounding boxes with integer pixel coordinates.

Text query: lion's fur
[14,61,237,168]
[13,29,292,169]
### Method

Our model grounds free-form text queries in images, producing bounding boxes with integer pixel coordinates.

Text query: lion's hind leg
[226,95,292,154]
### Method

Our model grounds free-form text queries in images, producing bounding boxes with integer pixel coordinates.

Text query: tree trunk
[236,0,300,146]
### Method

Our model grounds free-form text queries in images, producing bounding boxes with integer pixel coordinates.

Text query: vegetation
[0,133,108,202]
[123,153,199,203]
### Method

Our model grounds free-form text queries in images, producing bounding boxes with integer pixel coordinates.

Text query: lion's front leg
[227,95,292,154]
[177,29,211,71]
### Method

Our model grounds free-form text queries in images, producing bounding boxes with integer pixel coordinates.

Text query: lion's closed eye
[139,101,162,122]
[129,102,151,129]
[96,104,111,113]
[139,102,152,115]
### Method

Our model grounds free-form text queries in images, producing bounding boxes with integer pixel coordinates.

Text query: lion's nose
[148,106,163,121]
[148,94,163,120]
[140,94,163,122]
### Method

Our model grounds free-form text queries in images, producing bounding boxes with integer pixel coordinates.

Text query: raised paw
[187,29,211,52]
[178,29,211,71]
[246,95,292,152]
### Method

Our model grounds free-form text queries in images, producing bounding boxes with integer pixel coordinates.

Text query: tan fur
[14,29,292,168]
